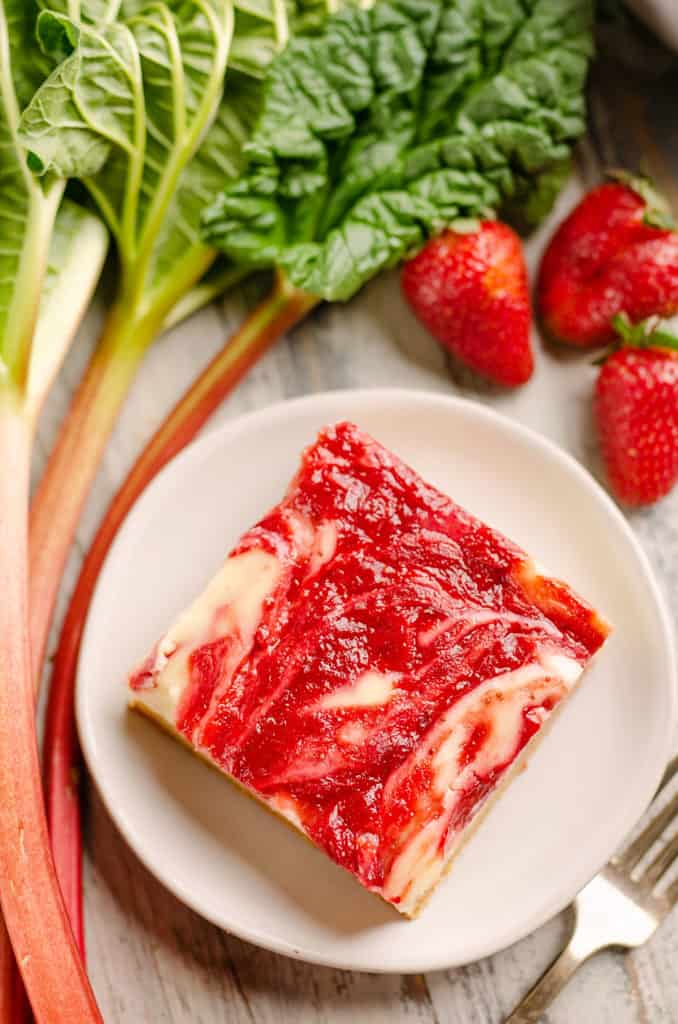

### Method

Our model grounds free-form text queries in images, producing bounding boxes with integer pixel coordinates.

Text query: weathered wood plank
[31,17,678,1024]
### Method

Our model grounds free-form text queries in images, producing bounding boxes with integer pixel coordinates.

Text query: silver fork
[505,755,678,1023]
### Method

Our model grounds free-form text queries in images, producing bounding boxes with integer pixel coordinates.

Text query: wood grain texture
[33,19,678,1024]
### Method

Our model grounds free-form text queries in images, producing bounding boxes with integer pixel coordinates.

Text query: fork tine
[617,791,678,873]
[642,832,678,889]
[668,876,678,908]
[657,755,678,795]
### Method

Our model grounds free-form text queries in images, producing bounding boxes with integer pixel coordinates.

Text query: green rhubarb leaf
[18,0,294,329]
[10,3,123,105]
[229,3,283,76]
[143,71,263,307]
[20,2,233,296]
[0,0,117,393]
[144,0,341,302]
[203,0,593,302]
[503,157,574,230]
[19,0,342,331]
[0,2,63,389]
[39,1,123,22]
[5,2,53,108]
[23,5,229,243]
[229,0,368,78]
[22,16,141,183]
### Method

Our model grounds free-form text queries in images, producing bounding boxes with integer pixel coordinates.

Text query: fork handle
[504,921,601,1023]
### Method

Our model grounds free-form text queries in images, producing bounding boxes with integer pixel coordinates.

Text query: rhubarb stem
[43,274,316,941]
[127,275,317,471]
[8,254,248,1024]
[29,304,161,680]
[0,398,101,1023]
[29,247,246,681]
[4,257,233,1024]
[162,266,252,332]
[0,929,9,1023]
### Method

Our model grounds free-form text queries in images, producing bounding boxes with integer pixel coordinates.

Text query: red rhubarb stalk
[0,398,101,1023]
[7,268,245,1024]
[1,262,230,1024]
[29,305,161,679]
[0,936,8,1022]
[0,924,26,1024]
[42,274,316,940]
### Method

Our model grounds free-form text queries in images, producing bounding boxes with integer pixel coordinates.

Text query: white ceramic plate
[78,389,677,973]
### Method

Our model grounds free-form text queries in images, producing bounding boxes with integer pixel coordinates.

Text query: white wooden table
[34,27,678,1024]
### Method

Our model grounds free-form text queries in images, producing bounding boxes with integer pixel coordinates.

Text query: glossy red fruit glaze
[538,183,678,347]
[595,348,678,506]
[131,424,609,904]
[401,222,533,387]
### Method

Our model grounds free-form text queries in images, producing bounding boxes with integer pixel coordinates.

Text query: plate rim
[77,387,678,973]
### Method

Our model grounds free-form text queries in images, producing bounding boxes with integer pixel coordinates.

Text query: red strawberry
[401,221,533,387]
[538,176,678,347]
[594,317,678,506]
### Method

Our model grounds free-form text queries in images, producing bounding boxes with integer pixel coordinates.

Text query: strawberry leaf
[607,169,677,231]
[613,312,678,353]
